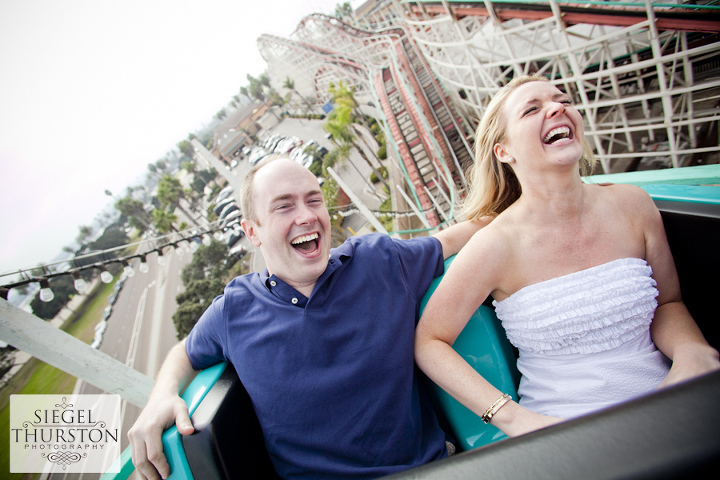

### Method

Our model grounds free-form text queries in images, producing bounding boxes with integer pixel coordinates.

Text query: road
[45,242,190,480]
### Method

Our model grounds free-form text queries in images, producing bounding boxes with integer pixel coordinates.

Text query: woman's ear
[494,143,514,164]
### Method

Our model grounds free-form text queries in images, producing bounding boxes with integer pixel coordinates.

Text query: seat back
[419,256,521,452]
[180,364,280,479]
[655,196,720,349]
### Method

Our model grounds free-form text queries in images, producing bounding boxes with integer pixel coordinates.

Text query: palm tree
[328,81,375,137]
[258,72,271,88]
[324,83,390,192]
[115,195,152,232]
[246,74,266,102]
[283,76,314,115]
[323,117,384,197]
[152,208,178,233]
[76,225,94,247]
[181,160,197,175]
[267,89,285,107]
[156,174,200,226]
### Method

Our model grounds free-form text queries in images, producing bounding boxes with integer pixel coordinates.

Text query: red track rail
[416,2,720,33]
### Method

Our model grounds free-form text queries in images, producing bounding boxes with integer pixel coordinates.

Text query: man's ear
[241,218,262,247]
[493,142,514,164]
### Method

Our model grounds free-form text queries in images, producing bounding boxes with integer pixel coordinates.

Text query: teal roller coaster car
[105,165,720,480]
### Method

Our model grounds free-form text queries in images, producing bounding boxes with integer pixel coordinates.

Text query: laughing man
[128,155,490,480]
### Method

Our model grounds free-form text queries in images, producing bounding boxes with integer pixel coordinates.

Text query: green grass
[0,277,118,479]
[64,278,118,342]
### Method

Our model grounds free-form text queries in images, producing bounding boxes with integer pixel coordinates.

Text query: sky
[0,0,364,279]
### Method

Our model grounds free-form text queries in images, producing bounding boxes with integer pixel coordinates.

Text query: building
[211,101,269,164]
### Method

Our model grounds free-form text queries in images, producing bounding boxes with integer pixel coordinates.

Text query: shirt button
[270,281,277,287]
[291,298,298,304]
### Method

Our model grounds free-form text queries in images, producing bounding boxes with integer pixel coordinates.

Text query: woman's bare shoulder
[589,182,657,214]
[589,181,650,200]
[459,213,518,270]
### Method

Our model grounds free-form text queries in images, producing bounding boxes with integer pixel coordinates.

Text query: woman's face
[494,81,585,174]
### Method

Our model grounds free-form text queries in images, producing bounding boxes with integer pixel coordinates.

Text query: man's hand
[128,392,194,480]
[127,340,199,479]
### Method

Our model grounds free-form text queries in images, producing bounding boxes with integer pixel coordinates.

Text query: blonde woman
[415,75,720,437]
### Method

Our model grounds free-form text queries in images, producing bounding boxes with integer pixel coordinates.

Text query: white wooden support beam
[327,167,388,234]
[424,185,448,221]
[396,185,433,230]
[0,299,152,407]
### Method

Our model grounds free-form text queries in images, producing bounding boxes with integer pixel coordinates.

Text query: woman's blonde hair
[460,75,597,220]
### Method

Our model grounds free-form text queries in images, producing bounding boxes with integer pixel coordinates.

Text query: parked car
[95,320,107,335]
[277,137,303,154]
[225,222,241,235]
[248,148,270,165]
[272,137,290,153]
[227,231,244,248]
[213,197,235,215]
[221,210,243,229]
[219,202,239,221]
[267,136,285,152]
[102,305,112,321]
[261,134,281,149]
[301,155,315,168]
[229,244,248,261]
[288,145,301,158]
[214,186,234,204]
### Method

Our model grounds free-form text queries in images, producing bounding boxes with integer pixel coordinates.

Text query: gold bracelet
[481,393,511,424]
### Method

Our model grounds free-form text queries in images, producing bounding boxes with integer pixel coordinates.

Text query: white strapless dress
[493,258,671,419]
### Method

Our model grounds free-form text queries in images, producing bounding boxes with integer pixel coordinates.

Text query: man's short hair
[240,154,291,223]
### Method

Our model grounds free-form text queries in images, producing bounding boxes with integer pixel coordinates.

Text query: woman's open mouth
[543,126,573,145]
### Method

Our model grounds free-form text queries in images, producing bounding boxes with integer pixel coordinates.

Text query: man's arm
[128,339,199,480]
[433,217,493,259]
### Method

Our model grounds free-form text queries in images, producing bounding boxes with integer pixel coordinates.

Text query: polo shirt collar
[259,241,355,307]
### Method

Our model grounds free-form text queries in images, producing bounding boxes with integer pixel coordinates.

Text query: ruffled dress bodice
[493,258,670,418]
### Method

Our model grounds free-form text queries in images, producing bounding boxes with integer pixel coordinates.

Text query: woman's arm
[639,192,720,386]
[415,229,562,437]
[433,216,493,259]
[127,339,199,480]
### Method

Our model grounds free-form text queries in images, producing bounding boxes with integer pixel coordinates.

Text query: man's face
[241,159,332,295]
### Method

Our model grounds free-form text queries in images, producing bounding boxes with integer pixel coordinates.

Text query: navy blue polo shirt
[185,233,448,479]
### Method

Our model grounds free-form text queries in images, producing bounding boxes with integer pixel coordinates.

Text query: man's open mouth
[291,232,320,253]
[543,126,572,145]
